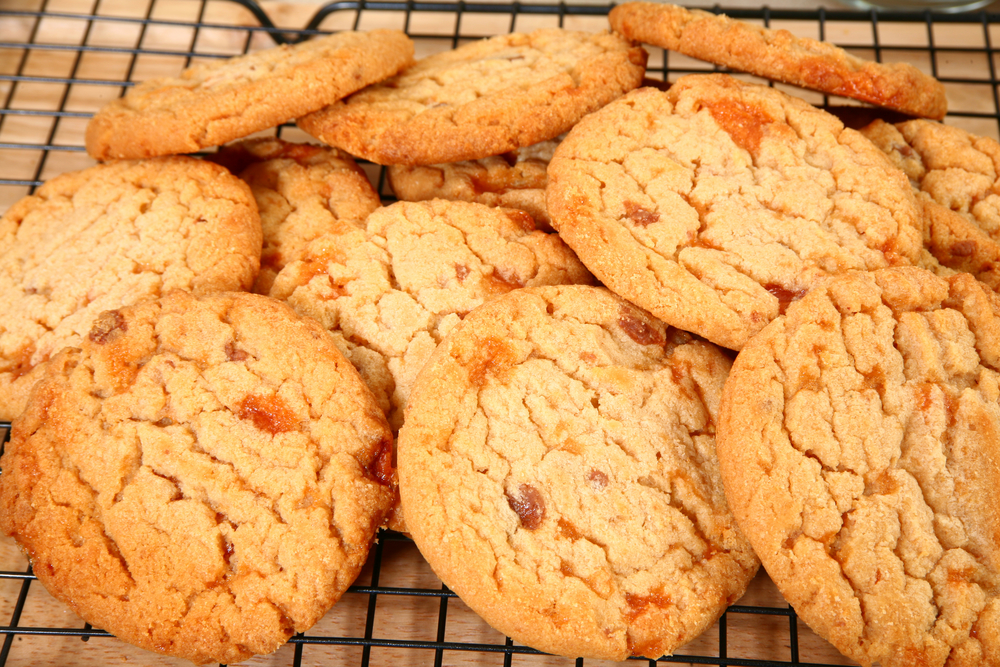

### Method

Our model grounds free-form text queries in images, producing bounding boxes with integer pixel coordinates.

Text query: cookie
[0,157,261,421]
[0,290,395,665]
[212,138,381,294]
[387,136,560,230]
[397,285,759,660]
[862,118,1000,289]
[717,266,1000,667]
[270,199,592,532]
[297,28,646,166]
[609,2,947,120]
[546,74,924,351]
[85,29,414,160]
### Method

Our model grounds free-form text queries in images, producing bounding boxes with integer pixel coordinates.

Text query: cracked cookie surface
[862,119,1000,290]
[609,2,947,120]
[0,157,261,421]
[398,285,759,660]
[546,74,924,351]
[387,137,560,230]
[270,199,592,532]
[297,29,646,166]
[717,266,1000,667]
[0,290,395,665]
[86,30,414,160]
[212,138,381,294]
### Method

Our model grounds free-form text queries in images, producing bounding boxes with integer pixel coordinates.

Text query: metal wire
[0,0,998,664]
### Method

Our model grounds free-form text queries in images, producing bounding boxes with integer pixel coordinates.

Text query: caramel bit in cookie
[503,209,536,232]
[369,435,395,486]
[764,283,807,315]
[624,591,674,622]
[467,336,519,388]
[951,240,978,257]
[558,518,582,540]
[506,483,545,530]
[487,268,527,291]
[618,306,665,346]
[455,263,470,282]
[587,469,609,489]
[88,310,128,345]
[704,98,774,155]
[237,393,298,434]
[225,341,249,362]
[623,201,660,227]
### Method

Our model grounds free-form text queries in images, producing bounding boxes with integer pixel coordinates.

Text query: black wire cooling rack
[2,0,1000,665]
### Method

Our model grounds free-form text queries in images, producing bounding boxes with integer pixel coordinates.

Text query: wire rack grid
[1,0,999,665]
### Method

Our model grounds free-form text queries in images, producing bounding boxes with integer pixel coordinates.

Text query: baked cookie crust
[86,29,414,160]
[0,290,395,665]
[547,74,924,351]
[0,157,261,421]
[398,285,759,660]
[718,266,1000,667]
[297,29,646,166]
[609,2,947,120]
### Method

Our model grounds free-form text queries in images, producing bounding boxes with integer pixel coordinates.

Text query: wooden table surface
[1,0,997,665]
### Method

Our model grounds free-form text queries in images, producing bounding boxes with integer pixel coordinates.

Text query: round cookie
[0,290,395,665]
[387,136,560,231]
[546,74,925,351]
[609,2,947,120]
[0,157,261,421]
[862,118,1000,290]
[297,29,646,166]
[86,29,414,160]
[398,285,759,660]
[717,266,1000,667]
[212,137,381,294]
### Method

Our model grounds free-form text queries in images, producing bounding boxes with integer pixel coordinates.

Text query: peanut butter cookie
[212,138,381,294]
[398,285,759,660]
[86,30,414,160]
[717,266,1000,667]
[0,290,395,665]
[609,2,947,120]
[387,137,560,230]
[547,74,924,351]
[0,157,261,421]
[862,118,1000,290]
[270,199,592,532]
[297,29,646,166]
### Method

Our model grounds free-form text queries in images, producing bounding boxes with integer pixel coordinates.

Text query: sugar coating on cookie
[0,157,261,421]
[609,2,947,120]
[547,74,924,351]
[387,137,560,230]
[297,29,646,166]
[270,198,592,434]
[863,119,1000,289]
[213,138,381,295]
[86,30,414,160]
[717,266,1000,667]
[0,290,395,665]
[398,285,758,660]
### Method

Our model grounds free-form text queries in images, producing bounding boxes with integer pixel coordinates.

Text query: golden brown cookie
[546,74,924,351]
[717,266,1000,667]
[609,2,947,120]
[270,199,592,532]
[86,30,414,160]
[297,29,646,166]
[0,290,395,665]
[0,157,261,421]
[212,138,381,294]
[398,285,759,660]
[862,118,1000,289]
[387,137,560,230]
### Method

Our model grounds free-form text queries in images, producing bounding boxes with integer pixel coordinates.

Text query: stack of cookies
[1,4,998,666]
